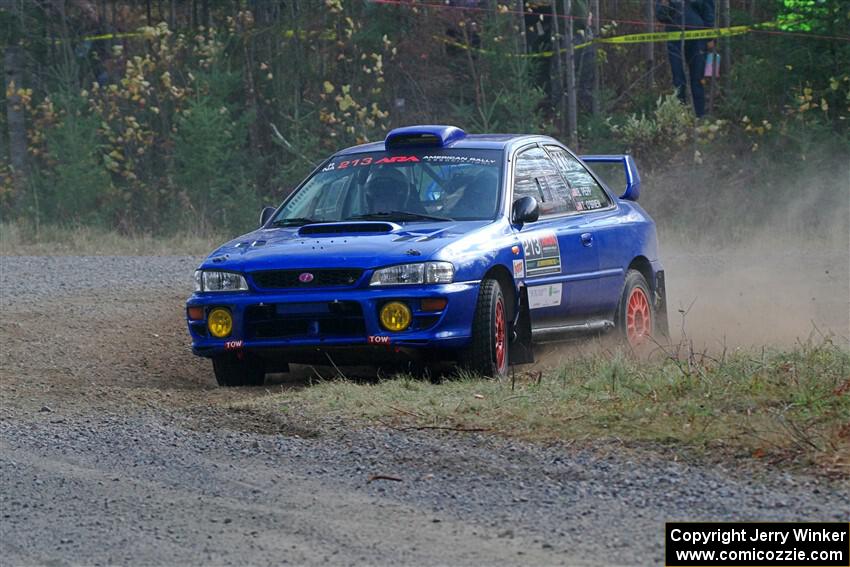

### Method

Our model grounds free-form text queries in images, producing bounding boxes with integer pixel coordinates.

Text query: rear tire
[212,354,266,387]
[615,270,654,349]
[464,279,509,378]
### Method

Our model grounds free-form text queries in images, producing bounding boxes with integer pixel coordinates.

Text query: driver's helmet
[451,170,498,218]
[364,169,410,213]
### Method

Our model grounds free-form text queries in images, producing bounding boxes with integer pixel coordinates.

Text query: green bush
[171,95,258,234]
[40,94,114,226]
[608,94,695,163]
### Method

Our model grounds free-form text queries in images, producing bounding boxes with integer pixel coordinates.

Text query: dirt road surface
[1,255,847,566]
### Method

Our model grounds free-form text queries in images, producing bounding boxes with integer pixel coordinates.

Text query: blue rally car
[186,125,668,386]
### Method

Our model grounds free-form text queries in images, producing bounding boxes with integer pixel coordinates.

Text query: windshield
[271,148,503,225]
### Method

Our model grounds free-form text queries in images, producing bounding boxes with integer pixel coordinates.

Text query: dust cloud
[658,165,850,349]
[663,234,849,348]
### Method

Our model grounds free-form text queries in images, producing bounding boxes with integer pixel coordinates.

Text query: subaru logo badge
[298,272,314,283]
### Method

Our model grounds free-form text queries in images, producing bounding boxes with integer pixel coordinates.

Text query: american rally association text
[669,527,848,547]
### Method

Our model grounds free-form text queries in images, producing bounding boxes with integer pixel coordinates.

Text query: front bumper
[186,281,481,358]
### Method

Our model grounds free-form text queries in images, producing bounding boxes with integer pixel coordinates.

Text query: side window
[513,147,575,217]
[546,146,612,212]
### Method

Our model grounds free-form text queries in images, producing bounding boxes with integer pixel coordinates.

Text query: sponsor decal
[580,198,603,210]
[224,340,244,350]
[368,335,391,345]
[421,155,497,166]
[375,155,419,164]
[528,284,562,309]
[328,155,421,170]
[512,259,525,279]
[522,231,562,277]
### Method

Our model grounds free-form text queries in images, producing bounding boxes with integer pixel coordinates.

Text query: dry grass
[263,340,850,472]
[0,222,225,256]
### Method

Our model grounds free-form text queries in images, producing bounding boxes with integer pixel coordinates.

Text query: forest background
[1,0,848,242]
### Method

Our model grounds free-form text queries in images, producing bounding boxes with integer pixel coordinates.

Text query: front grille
[251,268,363,289]
[244,302,365,339]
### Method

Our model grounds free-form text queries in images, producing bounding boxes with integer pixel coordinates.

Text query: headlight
[369,262,454,286]
[194,270,249,292]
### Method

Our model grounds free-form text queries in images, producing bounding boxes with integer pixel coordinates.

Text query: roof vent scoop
[385,125,466,150]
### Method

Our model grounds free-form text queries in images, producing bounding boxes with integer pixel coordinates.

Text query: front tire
[465,279,509,378]
[212,354,266,387]
[616,270,654,349]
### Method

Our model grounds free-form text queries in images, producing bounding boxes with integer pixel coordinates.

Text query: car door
[545,145,625,317]
[512,145,601,328]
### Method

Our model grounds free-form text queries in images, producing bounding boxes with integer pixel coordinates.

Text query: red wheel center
[494,298,506,371]
[626,288,652,347]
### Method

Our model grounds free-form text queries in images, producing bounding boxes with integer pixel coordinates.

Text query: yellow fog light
[379,301,412,332]
[207,308,233,338]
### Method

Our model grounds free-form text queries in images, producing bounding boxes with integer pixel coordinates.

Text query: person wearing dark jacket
[656,0,715,117]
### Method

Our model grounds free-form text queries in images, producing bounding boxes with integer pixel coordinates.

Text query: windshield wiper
[346,211,450,222]
[270,217,320,227]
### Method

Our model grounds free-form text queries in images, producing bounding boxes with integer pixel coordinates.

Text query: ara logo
[374,156,419,164]
[298,272,315,283]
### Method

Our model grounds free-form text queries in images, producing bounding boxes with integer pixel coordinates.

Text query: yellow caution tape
[437,24,752,58]
[282,29,336,40]
[597,25,750,45]
[80,31,143,41]
[80,28,336,42]
[79,23,750,57]
[435,35,559,58]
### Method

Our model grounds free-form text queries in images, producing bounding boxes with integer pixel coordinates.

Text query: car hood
[199,220,493,272]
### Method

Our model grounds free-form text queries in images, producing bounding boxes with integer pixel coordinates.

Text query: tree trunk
[4,45,28,211]
[202,0,210,28]
[563,0,578,148]
[551,0,565,134]
[591,0,600,115]
[722,0,731,77]
[516,0,528,55]
[680,2,688,108]
[644,0,654,88]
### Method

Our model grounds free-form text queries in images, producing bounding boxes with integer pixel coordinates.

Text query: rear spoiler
[580,155,641,201]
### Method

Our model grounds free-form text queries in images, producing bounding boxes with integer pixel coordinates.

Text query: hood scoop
[298,222,395,236]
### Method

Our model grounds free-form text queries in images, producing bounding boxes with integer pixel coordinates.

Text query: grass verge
[262,340,849,473]
[0,222,225,256]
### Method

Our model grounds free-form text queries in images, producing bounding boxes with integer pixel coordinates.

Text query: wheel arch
[628,255,654,290]
[627,254,669,337]
[482,264,517,321]
[480,263,534,365]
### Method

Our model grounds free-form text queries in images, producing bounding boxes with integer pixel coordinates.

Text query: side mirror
[511,196,539,226]
[259,206,276,227]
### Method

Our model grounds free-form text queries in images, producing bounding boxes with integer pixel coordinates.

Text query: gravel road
[1,255,847,566]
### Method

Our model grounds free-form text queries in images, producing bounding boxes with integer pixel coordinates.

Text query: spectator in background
[656,0,715,117]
